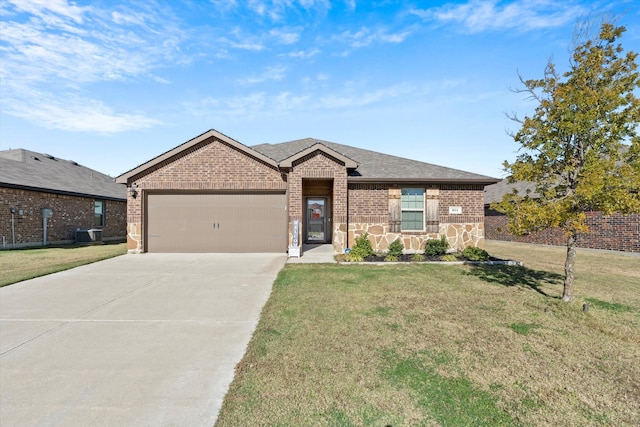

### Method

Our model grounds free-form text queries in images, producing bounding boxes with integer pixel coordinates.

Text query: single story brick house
[116,129,498,254]
[0,149,127,249]
[484,179,640,252]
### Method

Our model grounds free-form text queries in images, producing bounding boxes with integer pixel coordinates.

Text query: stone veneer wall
[331,183,486,253]
[0,187,126,248]
[333,221,484,253]
[124,137,286,252]
[485,208,640,253]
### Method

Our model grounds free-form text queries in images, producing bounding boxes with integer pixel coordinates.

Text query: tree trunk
[562,233,577,302]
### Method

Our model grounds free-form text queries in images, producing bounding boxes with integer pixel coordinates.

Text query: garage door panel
[146,193,286,253]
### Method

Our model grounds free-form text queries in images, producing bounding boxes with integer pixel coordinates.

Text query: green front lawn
[0,243,127,287]
[216,243,640,426]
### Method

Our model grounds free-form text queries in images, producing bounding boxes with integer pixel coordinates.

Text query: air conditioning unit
[76,228,103,244]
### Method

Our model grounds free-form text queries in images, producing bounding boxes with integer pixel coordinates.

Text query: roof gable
[279,142,358,168]
[0,149,125,200]
[116,129,278,184]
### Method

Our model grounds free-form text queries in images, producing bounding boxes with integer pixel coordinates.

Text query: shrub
[346,252,364,262]
[350,233,375,259]
[440,254,458,262]
[388,238,404,258]
[462,246,490,261]
[424,235,449,256]
[334,253,348,262]
[384,255,399,262]
[410,253,425,262]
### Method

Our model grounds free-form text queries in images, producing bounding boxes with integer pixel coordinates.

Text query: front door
[305,197,330,243]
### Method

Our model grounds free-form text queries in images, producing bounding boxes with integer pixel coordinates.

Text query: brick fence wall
[485,208,640,252]
[0,187,126,248]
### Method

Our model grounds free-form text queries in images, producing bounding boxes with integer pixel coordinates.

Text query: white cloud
[228,40,265,51]
[5,0,87,24]
[411,0,584,33]
[332,26,412,48]
[189,81,429,118]
[2,87,159,133]
[273,91,312,110]
[270,27,302,44]
[208,0,239,12]
[287,48,321,58]
[319,83,415,109]
[238,66,288,84]
[345,0,356,12]
[0,0,186,133]
[222,27,266,51]
[196,92,268,116]
[223,0,331,22]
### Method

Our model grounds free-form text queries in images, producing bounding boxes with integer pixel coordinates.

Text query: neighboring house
[0,149,127,249]
[116,129,498,254]
[484,179,640,253]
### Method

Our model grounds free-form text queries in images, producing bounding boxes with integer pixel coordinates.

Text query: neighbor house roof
[253,137,498,184]
[484,179,536,205]
[0,149,126,201]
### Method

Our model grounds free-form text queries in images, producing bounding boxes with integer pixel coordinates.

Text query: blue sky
[1,0,638,178]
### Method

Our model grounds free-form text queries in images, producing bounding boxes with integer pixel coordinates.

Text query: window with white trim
[401,188,424,231]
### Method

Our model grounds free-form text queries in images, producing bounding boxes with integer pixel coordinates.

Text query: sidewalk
[287,244,336,263]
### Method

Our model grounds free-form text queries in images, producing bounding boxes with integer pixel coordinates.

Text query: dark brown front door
[305,197,330,243]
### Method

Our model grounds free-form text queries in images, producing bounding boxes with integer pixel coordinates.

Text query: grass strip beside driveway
[216,245,640,426]
[0,243,127,287]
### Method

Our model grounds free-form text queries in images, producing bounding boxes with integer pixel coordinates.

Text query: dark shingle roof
[252,137,498,183]
[484,179,536,205]
[0,149,126,200]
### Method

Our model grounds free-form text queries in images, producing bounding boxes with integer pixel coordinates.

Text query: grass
[216,241,640,427]
[0,243,127,287]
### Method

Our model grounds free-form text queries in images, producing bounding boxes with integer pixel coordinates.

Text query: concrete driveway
[0,253,286,426]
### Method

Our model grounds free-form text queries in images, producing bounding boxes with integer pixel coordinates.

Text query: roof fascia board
[0,182,126,202]
[116,129,278,184]
[279,143,358,168]
[347,177,500,185]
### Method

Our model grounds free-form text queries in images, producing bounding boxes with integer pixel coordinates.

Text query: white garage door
[146,193,287,253]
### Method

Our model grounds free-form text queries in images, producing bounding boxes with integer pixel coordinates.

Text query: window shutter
[389,189,401,232]
[425,189,439,233]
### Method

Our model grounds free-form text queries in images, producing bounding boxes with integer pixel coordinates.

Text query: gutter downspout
[346,183,349,251]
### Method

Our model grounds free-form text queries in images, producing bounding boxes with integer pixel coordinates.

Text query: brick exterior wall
[123,138,286,252]
[439,184,485,218]
[0,187,126,248]
[347,183,485,222]
[287,152,348,251]
[485,208,640,252]
[348,183,388,223]
[121,136,489,254]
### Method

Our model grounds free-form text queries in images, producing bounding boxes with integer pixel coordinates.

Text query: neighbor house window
[94,200,105,227]
[401,188,424,231]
